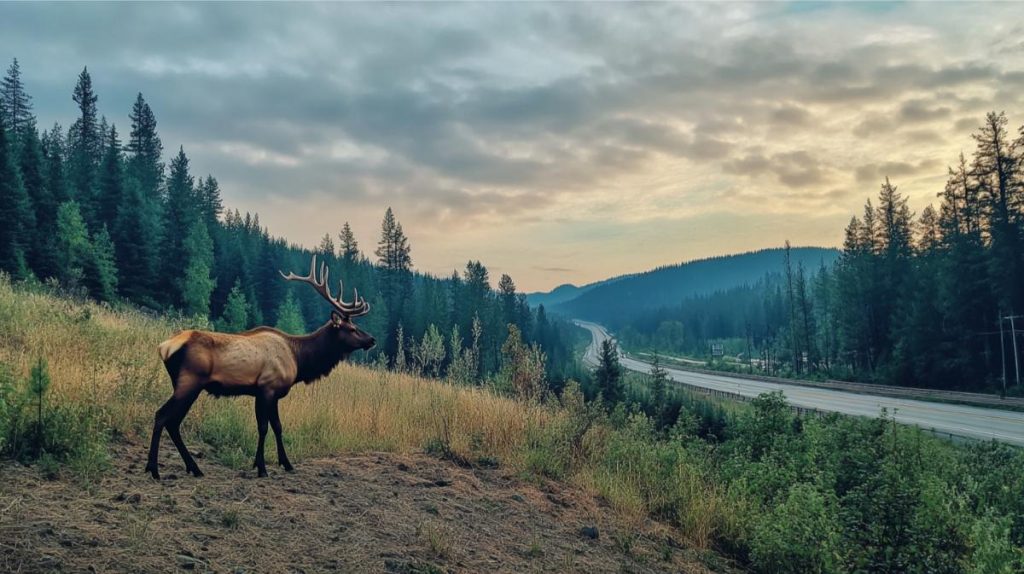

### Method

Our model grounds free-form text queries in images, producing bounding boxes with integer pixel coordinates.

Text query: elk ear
[330,311,345,327]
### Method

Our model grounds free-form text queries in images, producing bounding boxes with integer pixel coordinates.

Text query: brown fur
[146,316,375,480]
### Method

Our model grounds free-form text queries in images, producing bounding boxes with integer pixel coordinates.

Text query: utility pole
[1009,315,1021,389]
[999,316,1007,397]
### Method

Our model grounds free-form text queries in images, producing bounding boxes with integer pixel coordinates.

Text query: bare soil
[0,442,726,573]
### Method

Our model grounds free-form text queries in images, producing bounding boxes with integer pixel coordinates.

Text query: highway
[576,320,1024,447]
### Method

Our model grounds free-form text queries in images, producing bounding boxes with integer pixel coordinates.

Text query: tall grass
[12,276,1016,573]
[0,276,731,549]
[0,276,547,467]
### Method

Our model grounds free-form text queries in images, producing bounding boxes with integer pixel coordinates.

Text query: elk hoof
[189,466,204,478]
[281,461,294,472]
[145,463,160,480]
[257,469,268,478]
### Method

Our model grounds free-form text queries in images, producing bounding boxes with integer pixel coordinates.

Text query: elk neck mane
[284,322,350,383]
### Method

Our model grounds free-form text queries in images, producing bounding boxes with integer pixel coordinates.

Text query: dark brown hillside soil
[0,443,727,573]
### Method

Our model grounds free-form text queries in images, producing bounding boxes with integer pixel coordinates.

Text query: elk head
[280,255,376,352]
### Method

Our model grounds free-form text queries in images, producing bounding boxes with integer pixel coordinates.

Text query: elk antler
[279,254,370,318]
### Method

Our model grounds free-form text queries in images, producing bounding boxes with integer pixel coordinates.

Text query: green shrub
[969,514,1023,574]
[0,359,110,481]
[750,483,841,574]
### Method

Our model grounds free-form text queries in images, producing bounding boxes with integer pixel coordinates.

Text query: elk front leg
[166,389,203,477]
[253,394,270,478]
[269,398,293,472]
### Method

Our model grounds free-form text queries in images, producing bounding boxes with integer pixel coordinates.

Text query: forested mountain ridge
[611,112,1024,395]
[552,247,839,323]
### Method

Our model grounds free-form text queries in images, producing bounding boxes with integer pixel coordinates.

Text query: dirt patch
[0,442,724,573]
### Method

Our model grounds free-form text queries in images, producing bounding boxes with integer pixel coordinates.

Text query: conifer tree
[219,280,249,332]
[0,111,32,276]
[1,58,34,146]
[181,220,215,317]
[54,201,91,287]
[274,290,306,334]
[68,67,101,228]
[18,123,47,274]
[126,93,163,202]
[196,175,222,230]
[112,178,161,305]
[162,146,197,305]
[594,338,623,406]
[96,125,123,229]
[649,353,669,427]
[498,273,518,329]
[338,222,359,261]
[85,225,118,302]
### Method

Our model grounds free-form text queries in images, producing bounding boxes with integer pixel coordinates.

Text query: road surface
[576,320,1024,447]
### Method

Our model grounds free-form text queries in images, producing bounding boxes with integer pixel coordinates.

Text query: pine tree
[498,273,518,329]
[649,353,669,427]
[18,123,47,275]
[317,232,336,261]
[34,125,68,280]
[0,111,32,276]
[196,175,222,230]
[0,58,34,146]
[594,339,623,406]
[85,225,118,302]
[68,67,101,228]
[126,93,163,202]
[219,280,249,332]
[972,112,1023,312]
[338,222,359,261]
[96,125,123,229]
[54,201,91,288]
[112,178,161,305]
[375,207,413,357]
[162,146,197,305]
[274,290,306,334]
[181,220,215,317]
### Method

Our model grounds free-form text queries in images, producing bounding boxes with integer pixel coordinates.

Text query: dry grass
[0,277,732,558]
[0,278,551,469]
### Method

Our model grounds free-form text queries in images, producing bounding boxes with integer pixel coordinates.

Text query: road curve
[576,320,1024,447]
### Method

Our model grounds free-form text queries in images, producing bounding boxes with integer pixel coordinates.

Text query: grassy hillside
[554,247,839,323]
[1,275,1022,573]
[0,276,731,555]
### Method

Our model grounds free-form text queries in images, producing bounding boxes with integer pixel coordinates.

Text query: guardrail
[623,354,1024,412]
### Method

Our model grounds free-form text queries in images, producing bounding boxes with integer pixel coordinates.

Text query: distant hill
[549,247,839,323]
[525,278,621,308]
[526,284,591,308]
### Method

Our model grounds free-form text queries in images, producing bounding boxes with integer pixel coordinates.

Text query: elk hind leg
[253,394,270,478]
[269,398,293,472]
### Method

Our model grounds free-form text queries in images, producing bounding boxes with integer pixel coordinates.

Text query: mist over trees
[0,59,580,386]
[615,112,1024,394]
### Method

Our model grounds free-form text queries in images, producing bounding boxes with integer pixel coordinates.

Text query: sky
[2,2,1024,292]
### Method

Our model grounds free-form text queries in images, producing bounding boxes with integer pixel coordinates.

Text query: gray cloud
[854,160,941,185]
[3,2,1023,289]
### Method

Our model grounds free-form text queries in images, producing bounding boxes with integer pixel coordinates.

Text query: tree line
[615,112,1024,394]
[0,59,580,385]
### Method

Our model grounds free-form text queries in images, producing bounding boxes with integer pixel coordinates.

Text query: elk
[145,255,375,479]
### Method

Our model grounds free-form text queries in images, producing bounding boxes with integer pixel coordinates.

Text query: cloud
[725,149,831,188]
[854,160,941,185]
[2,2,1023,289]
